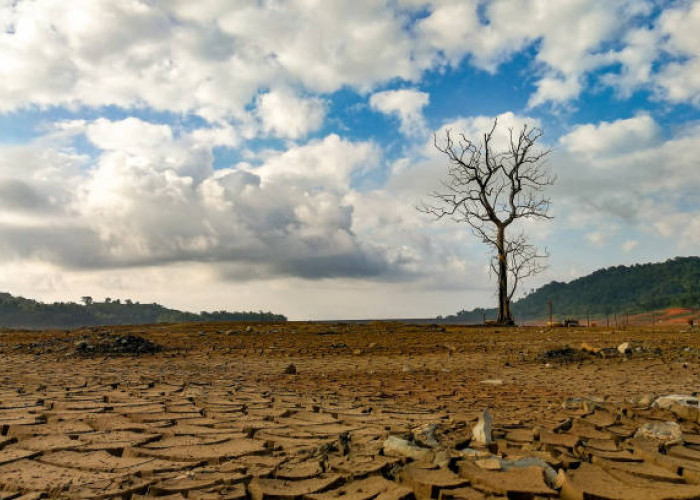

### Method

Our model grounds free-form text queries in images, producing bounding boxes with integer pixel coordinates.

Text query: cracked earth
[1,322,700,499]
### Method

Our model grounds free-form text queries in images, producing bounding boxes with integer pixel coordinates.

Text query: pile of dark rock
[74,334,162,356]
[537,341,664,364]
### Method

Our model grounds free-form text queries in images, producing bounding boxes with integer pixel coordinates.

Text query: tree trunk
[496,227,514,325]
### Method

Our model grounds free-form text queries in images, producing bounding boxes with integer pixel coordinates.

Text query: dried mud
[1,322,700,499]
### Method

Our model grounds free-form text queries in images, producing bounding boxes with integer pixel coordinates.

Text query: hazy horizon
[1,1,699,320]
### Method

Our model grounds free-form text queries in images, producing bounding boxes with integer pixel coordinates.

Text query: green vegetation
[444,256,700,324]
[0,293,286,329]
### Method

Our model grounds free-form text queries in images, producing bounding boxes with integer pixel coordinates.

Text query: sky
[0,0,699,320]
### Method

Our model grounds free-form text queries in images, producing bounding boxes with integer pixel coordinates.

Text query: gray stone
[472,410,493,445]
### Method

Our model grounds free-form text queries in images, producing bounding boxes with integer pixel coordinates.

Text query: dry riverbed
[1,322,700,499]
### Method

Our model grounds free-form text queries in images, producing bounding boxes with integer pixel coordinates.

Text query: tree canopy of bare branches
[419,118,555,325]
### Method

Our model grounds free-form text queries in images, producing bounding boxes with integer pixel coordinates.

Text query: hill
[444,256,700,324]
[0,293,286,329]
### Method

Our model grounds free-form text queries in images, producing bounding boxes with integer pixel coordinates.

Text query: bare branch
[419,117,555,324]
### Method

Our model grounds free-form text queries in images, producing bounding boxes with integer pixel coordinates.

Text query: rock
[471,410,493,446]
[561,397,600,412]
[383,435,433,461]
[635,394,655,408]
[653,394,700,410]
[413,423,440,448]
[284,363,298,375]
[245,326,254,333]
[653,395,700,422]
[617,342,631,354]
[634,421,683,443]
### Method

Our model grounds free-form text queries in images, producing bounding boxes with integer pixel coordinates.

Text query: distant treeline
[444,256,700,324]
[0,293,286,329]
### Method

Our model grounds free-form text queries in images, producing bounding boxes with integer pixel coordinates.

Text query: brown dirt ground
[1,322,700,499]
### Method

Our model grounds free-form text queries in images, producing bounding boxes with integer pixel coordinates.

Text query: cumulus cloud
[1,0,692,120]
[2,1,700,319]
[559,114,660,157]
[370,89,430,136]
[256,89,326,140]
[0,111,503,307]
[0,119,410,282]
[653,1,700,105]
[0,0,420,121]
[414,0,652,107]
[555,115,700,250]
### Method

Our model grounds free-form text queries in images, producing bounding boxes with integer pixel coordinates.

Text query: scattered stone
[653,394,700,410]
[413,423,440,448]
[635,421,683,443]
[284,363,298,375]
[471,410,493,446]
[1,322,698,498]
[537,346,588,364]
[383,436,433,462]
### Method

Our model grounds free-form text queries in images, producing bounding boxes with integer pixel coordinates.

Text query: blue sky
[0,0,699,319]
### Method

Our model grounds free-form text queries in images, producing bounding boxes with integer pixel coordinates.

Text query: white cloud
[370,88,430,136]
[432,112,545,154]
[653,1,700,105]
[560,114,660,157]
[556,115,700,251]
[0,120,401,281]
[414,0,650,107]
[0,0,421,120]
[254,134,380,192]
[0,0,685,122]
[256,88,326,140]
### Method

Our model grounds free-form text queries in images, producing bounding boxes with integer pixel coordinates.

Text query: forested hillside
[445,257,700,324]
[0,293,286,329]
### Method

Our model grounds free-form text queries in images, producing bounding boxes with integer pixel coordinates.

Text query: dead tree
[419,118,555,325]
